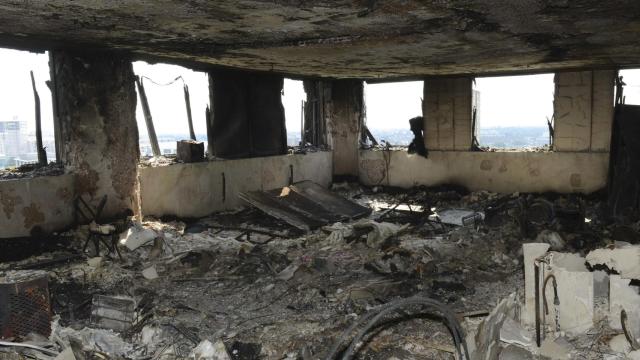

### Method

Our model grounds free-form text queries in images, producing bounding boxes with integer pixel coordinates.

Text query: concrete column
[326,80,363,178]
[50,50,139,218]
[553,70,615,152]
[423,77,473,151]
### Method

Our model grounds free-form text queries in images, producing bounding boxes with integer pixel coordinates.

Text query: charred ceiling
[0,0,639,78]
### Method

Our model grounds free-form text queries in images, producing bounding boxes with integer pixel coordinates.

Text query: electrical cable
[139,75,184,87]
[324,296,470,360]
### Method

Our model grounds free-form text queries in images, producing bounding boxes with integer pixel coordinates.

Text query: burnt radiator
[0,270,51,340]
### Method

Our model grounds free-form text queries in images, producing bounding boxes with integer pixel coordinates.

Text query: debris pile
[0,183,638,359]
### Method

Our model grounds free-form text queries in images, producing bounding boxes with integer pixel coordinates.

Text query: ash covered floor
[0,184,637,359]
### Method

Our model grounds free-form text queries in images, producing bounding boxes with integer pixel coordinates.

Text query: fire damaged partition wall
[608,104,640,220]
[208,70,287,159]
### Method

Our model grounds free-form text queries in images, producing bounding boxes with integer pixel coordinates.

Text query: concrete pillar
[50,50,139,218]
[553,70,615,152]
[326,80,363,178]
[423,77,473,151]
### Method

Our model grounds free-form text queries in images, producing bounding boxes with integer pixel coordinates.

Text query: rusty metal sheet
[239,181,371,230]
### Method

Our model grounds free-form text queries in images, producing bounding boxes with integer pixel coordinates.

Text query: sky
[364,81,424,129]
[3,47,640,139]
[0,48,53,135]
[133,61,209,138]
[474,74,554,128]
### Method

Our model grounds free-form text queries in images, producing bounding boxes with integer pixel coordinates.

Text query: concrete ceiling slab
[0,1,639,78]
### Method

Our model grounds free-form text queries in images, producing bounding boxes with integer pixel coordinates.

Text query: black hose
[324,296,470,360]
[542,274,559,315]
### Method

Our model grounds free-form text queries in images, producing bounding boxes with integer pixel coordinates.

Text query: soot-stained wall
[50,50,139,219]
[209,70,287,159]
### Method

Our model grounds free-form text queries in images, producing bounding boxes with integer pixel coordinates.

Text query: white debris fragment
[539,337,572,359]
[586,242,640,279]
[120,226,157,251]
[353,220,409,248]
[323,222,353,244]
[473,293,520,360]
[188,340,230,360]
[276,264,299,281]
[435,209,484,226]
[499,317,534,348]
[89,221,116,235]
[629,350,640,360]
[142,265,159,280]
[54,326,133,357]
[140,326,162,346]
[609,334,632,355]
[609,275,640,331]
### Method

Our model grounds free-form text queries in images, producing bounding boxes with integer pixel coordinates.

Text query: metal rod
[300,99,304,147]
[534,261,541,347]
[206,73,215,159]
[30,71,47,166]
[183,83,196,141]
[135,76,161,157]
[205,105,212,158]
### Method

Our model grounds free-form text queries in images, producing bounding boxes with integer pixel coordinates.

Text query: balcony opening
[281,79,305,147]
[0,48,57,173]
[474,74,554,150]
[364,81,424,146]
[619,69,640,105]
[133,61,209,158]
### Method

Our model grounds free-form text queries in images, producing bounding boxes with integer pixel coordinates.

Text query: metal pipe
[30,71,47,166]
[135,76,161,157]
[534,260,541,347]
[543,274,559,316]
[183,83,196,141]
[300,99,305,147]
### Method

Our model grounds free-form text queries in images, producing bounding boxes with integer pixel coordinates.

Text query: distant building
[0,116,27,157]
[472,89,481,138]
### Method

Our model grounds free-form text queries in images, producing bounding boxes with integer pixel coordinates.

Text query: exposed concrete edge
[358,150,609,194]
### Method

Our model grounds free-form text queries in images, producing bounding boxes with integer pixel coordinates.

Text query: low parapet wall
[359,150,608,194]
[138,151,333,218]
[0,174,75,238]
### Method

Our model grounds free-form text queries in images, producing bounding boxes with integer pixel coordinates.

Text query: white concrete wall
[554,70,615,152]
[424,77,473,151]
[0,174,75,238]
[359,150,608,194]
[139,151,333,218]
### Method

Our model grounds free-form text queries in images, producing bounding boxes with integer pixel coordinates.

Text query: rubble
[2,184,639,359]
[0,162,64,180]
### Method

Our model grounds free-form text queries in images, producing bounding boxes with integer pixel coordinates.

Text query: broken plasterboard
[434,209,484,226]
[238,180,371,231]
[586,242,640,279]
